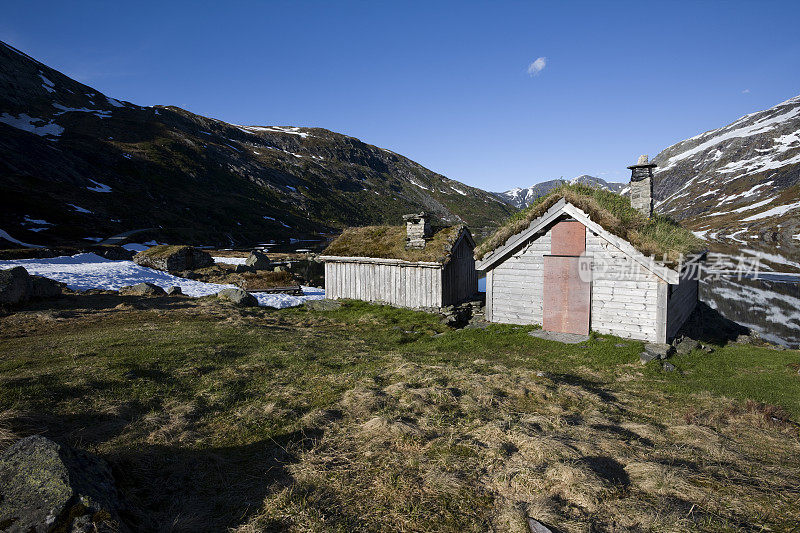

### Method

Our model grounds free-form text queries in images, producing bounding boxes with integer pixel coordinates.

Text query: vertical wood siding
[324,260,443,308]
[441,237,478,306]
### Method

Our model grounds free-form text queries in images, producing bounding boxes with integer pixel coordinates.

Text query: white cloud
[742,88,751,94]
[527,57,547,77]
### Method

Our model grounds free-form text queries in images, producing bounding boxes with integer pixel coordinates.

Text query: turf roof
[323,224,467,263]
[475,184,704,265]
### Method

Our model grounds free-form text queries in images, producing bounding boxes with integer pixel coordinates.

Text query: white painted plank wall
[485,225,664,342]
[324,260,442,308]
[587,231,661,342]
[489,230,551,324]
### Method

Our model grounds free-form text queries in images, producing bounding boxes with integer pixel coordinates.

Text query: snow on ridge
[0,229,45,248]
[238,125,310,138]
[67,203,93,214]
[39,73,55,93]
[0,112,64,137]
[741,200,800,222]
[659,105,800,171]
[86,179,112,193]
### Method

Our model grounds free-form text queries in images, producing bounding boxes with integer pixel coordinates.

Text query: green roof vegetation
[323,225,466,263]
[134,244,193,259]
[475,184,705,264]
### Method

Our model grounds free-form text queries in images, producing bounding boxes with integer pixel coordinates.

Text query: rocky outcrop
[244,251,270,270]
[0,267,63,306]
[0,435,127,533]
[119,282,167,297]
[217,288,258,307]
[0,267,31,305]
[133,245,214,272]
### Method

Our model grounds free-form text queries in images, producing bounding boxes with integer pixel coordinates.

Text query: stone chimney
[403,212,432,249]
[627,154,656,217]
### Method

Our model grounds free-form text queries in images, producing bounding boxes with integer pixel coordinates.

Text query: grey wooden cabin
[321,214,478,309]
[476,158,704,343]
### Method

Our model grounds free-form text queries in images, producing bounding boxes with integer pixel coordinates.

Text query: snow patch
[39,73,55,93]
[86,179,112,193]
[67,204,93,214]
[0,113,64,137]
[0,229,45,248]
[0,253,324,308]
[741,200,800,221]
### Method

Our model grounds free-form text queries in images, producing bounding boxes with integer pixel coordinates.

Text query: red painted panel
[542,255,590,335]
[550,220,586,256]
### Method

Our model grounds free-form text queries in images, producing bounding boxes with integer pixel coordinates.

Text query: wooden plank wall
[485,226,664,342]
[666,272,698,340]
[441,238,478,306]
[324,260,443,308]
[587,231,662,342]
[488,230,551,324]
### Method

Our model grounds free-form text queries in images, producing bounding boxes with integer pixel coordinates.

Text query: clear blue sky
[3,1,799,191]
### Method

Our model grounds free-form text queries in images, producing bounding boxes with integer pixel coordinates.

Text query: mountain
[0,41,513,248]
[495,175,627,208]
[652,95,800,265]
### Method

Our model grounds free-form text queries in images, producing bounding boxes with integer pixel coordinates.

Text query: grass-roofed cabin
[321,213,478,309]
[476,161,706,343]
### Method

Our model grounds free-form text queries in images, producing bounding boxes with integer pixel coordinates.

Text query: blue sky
[3,1,799,191]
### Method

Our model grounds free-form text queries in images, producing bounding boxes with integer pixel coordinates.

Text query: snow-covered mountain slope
[652,95,800,264]
[0,41,512,248]
[495,175,626,208]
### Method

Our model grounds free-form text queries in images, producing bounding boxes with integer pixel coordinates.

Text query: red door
[542,221,590,335]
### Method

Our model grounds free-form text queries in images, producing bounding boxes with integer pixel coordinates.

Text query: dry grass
[475,184,704,263]
[1,297,799,531]
[323,224,465,263]
[134,244,194,259]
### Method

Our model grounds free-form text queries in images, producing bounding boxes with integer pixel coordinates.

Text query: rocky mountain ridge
[495,175,627,208]
[652,95,800,266]
[0,41,513,248]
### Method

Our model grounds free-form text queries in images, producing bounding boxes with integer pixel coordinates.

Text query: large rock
[244,251,270,270]
[133,245,213,272]
[119,282,167,297]
[0,267,32,305]
[217,288,258,307]
[92,245,135,261]
[643,343,674,360]
[0,435,126,533]
[30,276,63,299]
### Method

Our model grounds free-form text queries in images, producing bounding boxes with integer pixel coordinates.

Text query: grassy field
[1,295,799,532]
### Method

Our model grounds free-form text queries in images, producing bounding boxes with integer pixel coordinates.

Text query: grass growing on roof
[475,184,704,264]
[323,224,465,263]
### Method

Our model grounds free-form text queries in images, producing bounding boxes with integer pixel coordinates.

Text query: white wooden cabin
[321,214,478,309]
[476,197,704,343]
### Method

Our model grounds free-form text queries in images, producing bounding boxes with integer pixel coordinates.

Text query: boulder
[92,245,135,261]
[0,266,32,305]
[674,337,700,355]
[119,283,167,297]
[30,276,64,300]
[244,251,270,270]
[303,299,342,311]
[272,266,287,273]
[217,288,258,307]
[643,343,674,360]
[662,361,676,372]
[0,435,126,533]
[639,351,658,365]
[133,245,214,272]
[166,286,183,296]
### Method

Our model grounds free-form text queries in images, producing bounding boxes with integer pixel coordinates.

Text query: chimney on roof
[403,212,431,249]
[628,154,656,217]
